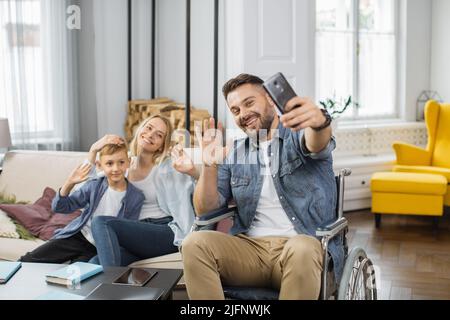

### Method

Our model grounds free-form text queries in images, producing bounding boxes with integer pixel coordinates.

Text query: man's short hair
[99,143,128,158]
[222,73,264,100]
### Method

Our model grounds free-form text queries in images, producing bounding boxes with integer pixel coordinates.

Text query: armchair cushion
[393,165,450,183]
[392,142,431,166]
[371,172,447,195]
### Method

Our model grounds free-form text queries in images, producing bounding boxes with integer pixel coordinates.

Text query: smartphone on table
[263,72,298,114]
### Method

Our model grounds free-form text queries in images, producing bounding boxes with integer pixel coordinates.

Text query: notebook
[36,290,84,300]
[0,261,22,284]
[45,262,103,287]
[84,283,164,300]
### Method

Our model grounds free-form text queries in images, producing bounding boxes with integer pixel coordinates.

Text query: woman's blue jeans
[90,216,178,266]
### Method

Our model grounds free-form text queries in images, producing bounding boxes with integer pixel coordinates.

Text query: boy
[19,143,145,264]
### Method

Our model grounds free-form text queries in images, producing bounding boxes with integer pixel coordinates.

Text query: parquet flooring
[346,209,450,300]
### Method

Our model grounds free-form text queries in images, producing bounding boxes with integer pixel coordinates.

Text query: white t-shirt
[246,140,297,238]
[131,166,169,220]
[81,187,126,245]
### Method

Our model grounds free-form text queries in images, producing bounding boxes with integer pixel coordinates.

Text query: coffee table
[0,262,182,300]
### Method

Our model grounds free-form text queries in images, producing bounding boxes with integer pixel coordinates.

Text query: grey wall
[92,0,128,139]
[77,0,128,149]
[75,0,443,151]
[76,0,220,151]
[157,0,216,114]
[131,0,153,99]
[77,0,98,151]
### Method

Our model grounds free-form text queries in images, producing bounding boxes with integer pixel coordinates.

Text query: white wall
[223,0,315,133]
[400,0,433,121]
[430,0,450,102]
[223,0,432,128]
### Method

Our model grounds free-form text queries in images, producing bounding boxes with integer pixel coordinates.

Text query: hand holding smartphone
[263,72,298,114]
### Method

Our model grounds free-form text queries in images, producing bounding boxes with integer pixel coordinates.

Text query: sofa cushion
[0,237,45,261]
[0,187,81,240]
[0,150,89,203]
[0,210,20,239]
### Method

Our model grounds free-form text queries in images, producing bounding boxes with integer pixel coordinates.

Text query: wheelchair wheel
[338,247,377,300]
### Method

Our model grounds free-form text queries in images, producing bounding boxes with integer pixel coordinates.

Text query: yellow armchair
[392,143,431,166]
[392,100,450,205]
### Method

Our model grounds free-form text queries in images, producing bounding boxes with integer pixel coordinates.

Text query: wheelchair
[191,169,378,300]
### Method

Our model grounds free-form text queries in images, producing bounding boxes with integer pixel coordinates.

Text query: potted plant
[319,95,359,130]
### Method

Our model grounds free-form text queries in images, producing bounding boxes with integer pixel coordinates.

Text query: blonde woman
[88,115,198,266]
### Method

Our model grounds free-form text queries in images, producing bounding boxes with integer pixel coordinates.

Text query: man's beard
[239,111,275,140]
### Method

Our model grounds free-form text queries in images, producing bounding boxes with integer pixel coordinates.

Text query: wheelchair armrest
[315,217,348,238]
[193,206,237,227]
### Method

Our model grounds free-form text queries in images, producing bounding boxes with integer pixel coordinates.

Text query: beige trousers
[181,231,323,300]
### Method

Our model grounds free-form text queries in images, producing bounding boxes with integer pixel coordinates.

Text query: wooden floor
[173,209,450,300]
[347,208,450,300]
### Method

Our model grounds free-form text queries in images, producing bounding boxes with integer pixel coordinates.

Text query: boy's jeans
[90,216,177,266]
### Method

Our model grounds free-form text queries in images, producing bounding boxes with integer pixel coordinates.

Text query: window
[0,0,51,136]
[316,0,398,120]
[0,0,79,150]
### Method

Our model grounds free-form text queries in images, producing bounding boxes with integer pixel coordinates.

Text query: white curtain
[0,0,79,151]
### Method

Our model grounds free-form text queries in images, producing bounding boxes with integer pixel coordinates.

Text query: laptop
[84,283,164,300]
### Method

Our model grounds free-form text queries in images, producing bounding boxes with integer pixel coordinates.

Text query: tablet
[112,268,157,287]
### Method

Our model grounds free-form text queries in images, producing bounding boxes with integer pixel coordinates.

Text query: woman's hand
[171,144,199,179]
[88,135,125,164]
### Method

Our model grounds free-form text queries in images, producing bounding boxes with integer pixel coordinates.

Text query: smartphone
[263,72,298,114]
[112,268,157,287]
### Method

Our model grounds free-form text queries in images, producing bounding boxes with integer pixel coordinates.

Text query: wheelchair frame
[191,169,378,300]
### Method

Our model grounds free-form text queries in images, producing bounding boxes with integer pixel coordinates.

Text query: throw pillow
[0,187,81,240]
[0,193,36,240]
[0,210,20,239]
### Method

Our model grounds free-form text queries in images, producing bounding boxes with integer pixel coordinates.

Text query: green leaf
[12,220,37,241]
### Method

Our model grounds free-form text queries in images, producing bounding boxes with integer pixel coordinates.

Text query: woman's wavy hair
[129,114,174,165]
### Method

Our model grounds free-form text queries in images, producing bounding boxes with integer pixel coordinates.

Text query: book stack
[45,262,103,287]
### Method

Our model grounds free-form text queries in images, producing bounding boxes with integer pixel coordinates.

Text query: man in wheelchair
[182,73,342,300]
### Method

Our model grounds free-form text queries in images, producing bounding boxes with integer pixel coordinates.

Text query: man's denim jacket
[51,177,145,240]
[217,122,344,282]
